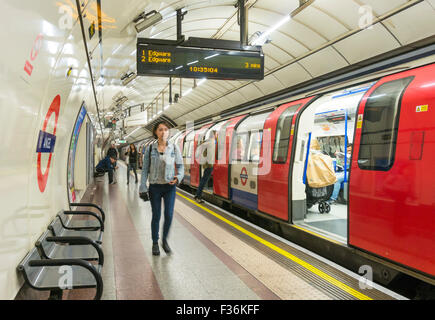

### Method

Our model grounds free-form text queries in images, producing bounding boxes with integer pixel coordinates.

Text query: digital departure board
[136,43,264,80]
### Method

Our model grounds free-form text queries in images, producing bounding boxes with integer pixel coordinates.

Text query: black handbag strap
[148,143,152,174]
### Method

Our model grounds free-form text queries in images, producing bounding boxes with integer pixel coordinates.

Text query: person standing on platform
[139,121,184,256]
[125,143,138,184]
[194,132,216,204]
[107,141,118,162]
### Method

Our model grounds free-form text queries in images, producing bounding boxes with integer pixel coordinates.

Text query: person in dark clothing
[194,132,216,203]
[107,142,118,159]
[125,143,138,184]
[107,142,118,170]
[96,155,117,184]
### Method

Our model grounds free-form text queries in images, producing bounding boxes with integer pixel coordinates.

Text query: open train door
[258,97,314,221]
[213,115,246,199]
[191,124,213,187]
[349,64,435,277]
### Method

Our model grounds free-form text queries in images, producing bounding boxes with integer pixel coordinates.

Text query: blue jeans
[127,162,138,183]
[196,167,213,198]
[330,171,348,201]
[149,184,176,244]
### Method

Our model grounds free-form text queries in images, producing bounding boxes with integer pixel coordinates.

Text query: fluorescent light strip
[175,66,183,70]
[252,15,291,46]
[125,127,141,138]
[187,60,199,65]
[112,44,123,55]
[204,54,219,60]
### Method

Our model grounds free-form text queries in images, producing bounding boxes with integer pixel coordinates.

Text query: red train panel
[349,63,435,276]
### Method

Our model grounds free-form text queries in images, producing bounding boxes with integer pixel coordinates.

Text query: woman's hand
[169,177,178,185]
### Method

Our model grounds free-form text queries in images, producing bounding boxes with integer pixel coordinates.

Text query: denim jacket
[139,141,184,193]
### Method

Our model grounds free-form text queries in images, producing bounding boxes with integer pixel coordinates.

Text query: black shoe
[162,240,171,254]
[152,243,160,256]
[127,181,129,185]
[194,196,204,204]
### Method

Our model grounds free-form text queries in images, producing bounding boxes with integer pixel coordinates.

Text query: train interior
[292,83,374,242]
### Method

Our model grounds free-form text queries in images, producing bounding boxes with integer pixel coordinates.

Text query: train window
[248,131,263,162]
[217,120,232,161]
[188,141,194,158]
[273,104,301,163]
[232,133,249,162]
[358,76,414,171]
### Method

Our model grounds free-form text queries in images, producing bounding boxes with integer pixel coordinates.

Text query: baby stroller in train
[305,139,337,214]
[306,184,334,214]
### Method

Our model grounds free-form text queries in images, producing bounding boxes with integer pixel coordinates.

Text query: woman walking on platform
[125,143,138,184]
[139,121,184,256]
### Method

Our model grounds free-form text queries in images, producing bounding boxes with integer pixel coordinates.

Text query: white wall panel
[359,0,408,16]
[298,47,348,78]
[254,74,285,95]
[226,91,247,106]
[280,20,326,50]
[383,1,435,45]
[295,6,349,40]
[238,83,264,101]
[262,44,293,64]
[266,32,309,58]
[313,0,361,30]
[272,62,312,87]
[333,24,401,64]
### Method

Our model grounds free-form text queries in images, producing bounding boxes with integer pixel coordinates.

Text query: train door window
[183,141,190,158]
[273,104,301,163]
[188,140,195,159]
[232,133,249,162]
[358,77,414,171]
[217,120,232,161]
[248,131,263,162]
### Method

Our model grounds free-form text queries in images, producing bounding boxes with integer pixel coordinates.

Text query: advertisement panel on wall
[67,103,87,202]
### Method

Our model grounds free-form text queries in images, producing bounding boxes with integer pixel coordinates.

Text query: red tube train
[145,63,435,286]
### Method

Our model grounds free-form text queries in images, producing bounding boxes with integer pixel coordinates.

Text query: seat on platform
[17,246,103,300]
[35,230,104,265]
[48,216,104,244]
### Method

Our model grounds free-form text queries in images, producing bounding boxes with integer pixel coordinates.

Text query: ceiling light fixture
[135,11,163,33]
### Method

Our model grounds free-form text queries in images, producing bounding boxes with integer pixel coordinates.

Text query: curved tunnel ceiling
[96,0,435,142]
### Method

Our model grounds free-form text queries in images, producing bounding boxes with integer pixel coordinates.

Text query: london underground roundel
[36,95,60,193]
[240,167,248,186]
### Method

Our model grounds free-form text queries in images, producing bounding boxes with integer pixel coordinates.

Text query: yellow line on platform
[177,192,372,300]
